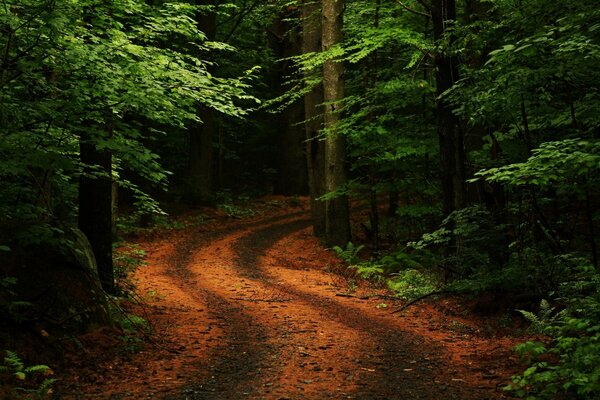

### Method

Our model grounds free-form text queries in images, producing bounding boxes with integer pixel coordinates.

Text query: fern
[351,262,385,282]
[4,350,25,372]
[387,269,438,300]
[518,299,565,334]
[24,365,51,374]
[36,378,58,396]
[1,350,57,399]
[333,242,365,265]
[1,350,53,382]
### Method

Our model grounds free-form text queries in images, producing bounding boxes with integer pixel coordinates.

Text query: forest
[0,0,599,398]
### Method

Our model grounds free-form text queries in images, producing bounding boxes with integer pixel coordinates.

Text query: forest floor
[57,196,527,400]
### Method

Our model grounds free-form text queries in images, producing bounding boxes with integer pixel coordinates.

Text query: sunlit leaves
[473,139,600,190]
[0,0,257,227]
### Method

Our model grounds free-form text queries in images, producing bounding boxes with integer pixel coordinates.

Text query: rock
[0,228,113,334]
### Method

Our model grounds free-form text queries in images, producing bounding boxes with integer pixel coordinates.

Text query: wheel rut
[60,204,514,399]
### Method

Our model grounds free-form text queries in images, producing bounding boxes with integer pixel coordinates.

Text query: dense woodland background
[1,0,599,398]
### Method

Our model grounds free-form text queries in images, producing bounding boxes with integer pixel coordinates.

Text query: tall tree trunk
[189,105,215,205]
[368,0,381,251]
[79,129,115,294]
[188,0,217,205]
[270,13,309,195]
[322,0,350,246]
[431,0,465,215]
[303,0,327,237]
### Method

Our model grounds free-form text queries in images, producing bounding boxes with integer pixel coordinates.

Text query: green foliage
[333,242,365,265]
[219,203,258,219]
[0,278,32,323]
[0,0,256,245]
[472,139,600,190]
[409,205,507,277]
[113,244,147,296]
[345,248,439,300]
[118,313,150,336]
[108,295,150,335]
[350,261,385,284]
[215,192,259,218]
[518,299,565,335]
[507,263,600,399]
[0,350,56,399]
[116,213,207,237]
[108,301,150,353]
[508,317,600,399]
[387,269,438,301]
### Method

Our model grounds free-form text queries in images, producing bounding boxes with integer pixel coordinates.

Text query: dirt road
[63,200,519,399]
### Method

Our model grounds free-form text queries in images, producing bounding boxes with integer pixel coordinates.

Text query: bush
[507,263,600,399]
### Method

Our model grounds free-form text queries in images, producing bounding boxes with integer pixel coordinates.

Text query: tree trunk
[368,0,381,251]
[189,105,215,205]
[188,0,217,205]
[322,0,350,246]
[431,0,465,216]
[79,130,115,294]
[303,0,327,237]
[270,13,309,196]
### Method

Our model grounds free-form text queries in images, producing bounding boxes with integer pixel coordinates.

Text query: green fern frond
[539,299,554,319]
[37,378,58,394]
[518,299,561,334]
[24,364,50,374]
[4,350,25,371]
[333,242,365,265]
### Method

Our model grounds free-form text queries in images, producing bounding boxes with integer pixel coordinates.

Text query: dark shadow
[230,219,498,400]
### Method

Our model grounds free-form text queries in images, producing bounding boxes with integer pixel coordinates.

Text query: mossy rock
[0,228,112,334]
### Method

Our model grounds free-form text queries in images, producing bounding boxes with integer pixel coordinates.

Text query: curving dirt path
[62,200,521,399]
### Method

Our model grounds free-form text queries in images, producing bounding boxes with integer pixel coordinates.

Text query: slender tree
[188,0,218,205]
[322,0,350,246]
[270,11,308,195]
[302,0,327,237]
[79,127,115,294]
[431,0,466,215]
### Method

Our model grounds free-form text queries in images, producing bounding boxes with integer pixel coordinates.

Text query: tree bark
[79,129,115,294]
[303,0,327,237]
[189,105,215,205]
[322,0,350,246]
[368,0,381,251]
[270,12,309,196]
[188,0,218,205]
[431,0,465,215]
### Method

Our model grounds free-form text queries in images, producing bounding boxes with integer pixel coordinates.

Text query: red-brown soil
[56,197,525,399]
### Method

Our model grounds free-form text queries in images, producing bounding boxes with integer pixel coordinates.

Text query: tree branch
[395,0,430,18]
[222,0,261,43]
[391,290,449,314]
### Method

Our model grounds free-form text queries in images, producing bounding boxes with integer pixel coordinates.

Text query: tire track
[65,205,510,399]
[227,219,492,399]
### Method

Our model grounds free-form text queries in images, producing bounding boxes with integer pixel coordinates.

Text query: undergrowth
[216,191,260,218]
[112,240,152,354]
[108,300,152,355]
[332,242,440,300]
[505,263,600,400]
[116,213,207,237]
[0,277,32,323]
[113,244,147,297]
[338,200,600,400]
[0,350,56,399]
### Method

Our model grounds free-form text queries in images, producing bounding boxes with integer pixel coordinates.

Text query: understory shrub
[507,262,600,399]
